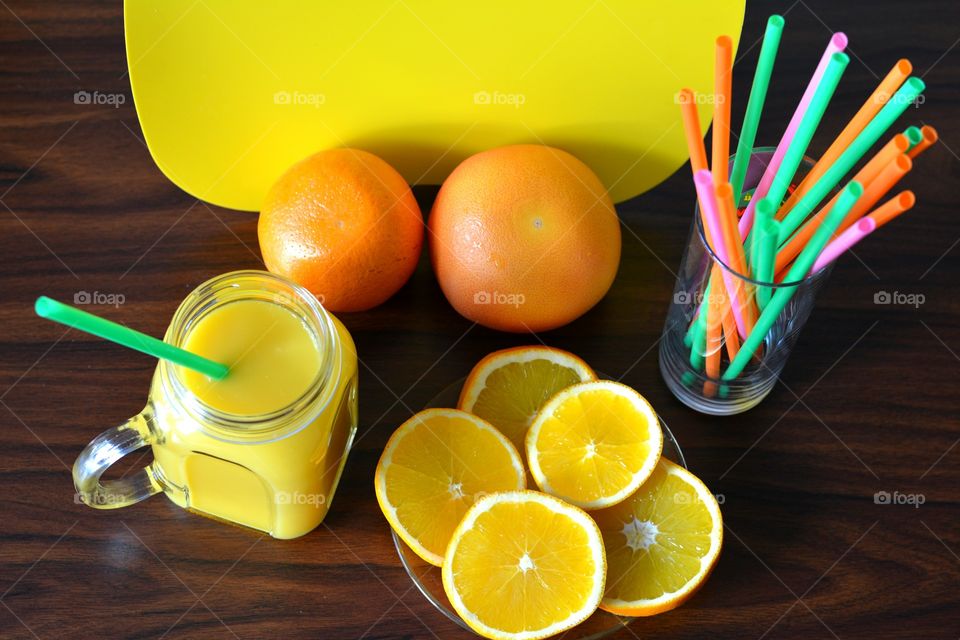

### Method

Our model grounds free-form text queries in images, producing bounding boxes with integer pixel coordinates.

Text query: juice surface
[153,298,358,538]
[180,299,321,415]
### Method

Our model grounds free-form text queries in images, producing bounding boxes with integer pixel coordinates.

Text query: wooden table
[2,1,958,638]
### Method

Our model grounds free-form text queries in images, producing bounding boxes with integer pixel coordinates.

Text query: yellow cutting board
[125,1,744,210]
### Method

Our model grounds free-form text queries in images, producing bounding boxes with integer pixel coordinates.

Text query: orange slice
[526,381,663,510]
[374,409,525,566]
[442,490,606,640]
[458,346,596,451]
[592,458,723,616]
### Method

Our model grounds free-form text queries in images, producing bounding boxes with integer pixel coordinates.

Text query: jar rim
[159,270,341,444]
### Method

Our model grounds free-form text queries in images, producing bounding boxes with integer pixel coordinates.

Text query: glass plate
[391,377,687,639]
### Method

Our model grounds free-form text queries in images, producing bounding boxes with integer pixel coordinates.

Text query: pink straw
[811,217,877,273]
[738,32,848,239]
[694,170,749,337]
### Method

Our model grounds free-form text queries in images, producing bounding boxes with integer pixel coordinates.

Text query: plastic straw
[811,217,877,272]
[766,52,849,217]
[903,125,923,150]
[868,190,916,228]
[679,89,709,173]
[722,307,741,361]
[723,181,864,381]
[751,197,776,277]
[781,153,911,277]
[778,59,912,217]
[717,182,759,337]
[776,77,925,244]
[713,36,733,185]
[774,133,910,272]
[34,296,229,380]
[730,15,785,201]
[679,87,710,354]
[695,170,749,337]
[833,154,912,236]
[704,268,724,397]
[755,216,781,309]
[737,32,848,239]
[907,125,938,159]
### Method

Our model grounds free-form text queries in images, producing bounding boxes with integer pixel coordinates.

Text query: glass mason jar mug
[73,270,359,539]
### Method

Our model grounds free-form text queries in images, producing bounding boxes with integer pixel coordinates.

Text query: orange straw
[867,190,916,228]
[713,36,733,185]
[722,310,740,361]
[718,182,758,334]
[907,125,938,159]
[774,133,909,272]
[834,154,912,234]
[679,89,709,173]
[704,268,724,397]
[680,87,739,355]
[778,59,913,217]
[776,154,912,278]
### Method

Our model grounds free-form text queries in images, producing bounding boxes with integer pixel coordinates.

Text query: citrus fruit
[526,381,663,510]
[374,409,525,566]
[458,346,597,451]
[592,458,723,616]
[429,144,621,332]
[442,491,606,640]
[258,148,423,312]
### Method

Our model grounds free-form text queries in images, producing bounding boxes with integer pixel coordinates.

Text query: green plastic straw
[722,181,863,381]
[688,315,706,371]
[730,15,785,202]
[755,217,781,310]
[34,296,229,380]
[744,52,849,258]
[777,77,925,244]
[750,196,776,277]
[767,53,848,211]
[903,125,923,150]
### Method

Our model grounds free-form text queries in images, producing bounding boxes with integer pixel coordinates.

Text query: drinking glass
[659,149,833,415]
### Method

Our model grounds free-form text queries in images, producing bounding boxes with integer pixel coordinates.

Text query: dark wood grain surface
[2,2,959,638]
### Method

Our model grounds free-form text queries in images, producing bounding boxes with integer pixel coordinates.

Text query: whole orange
[429,145,621,332]
[258,148,423,312]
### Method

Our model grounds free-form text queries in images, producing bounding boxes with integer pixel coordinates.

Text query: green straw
[744,52,849,257]
[730,15,785,202]
[777,77,925,244]
[755,217,781,310]
[688,315,706,371]
[903,125,923,151]
[705,13,784,326]
[767,53,848,212]
[34,296,229,380]
[722,181,863,381]
[750,197,776,278]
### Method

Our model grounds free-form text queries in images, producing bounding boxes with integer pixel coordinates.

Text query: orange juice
[73,271,358,539]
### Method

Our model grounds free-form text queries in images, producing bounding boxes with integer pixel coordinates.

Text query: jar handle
[73,412,162,509]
